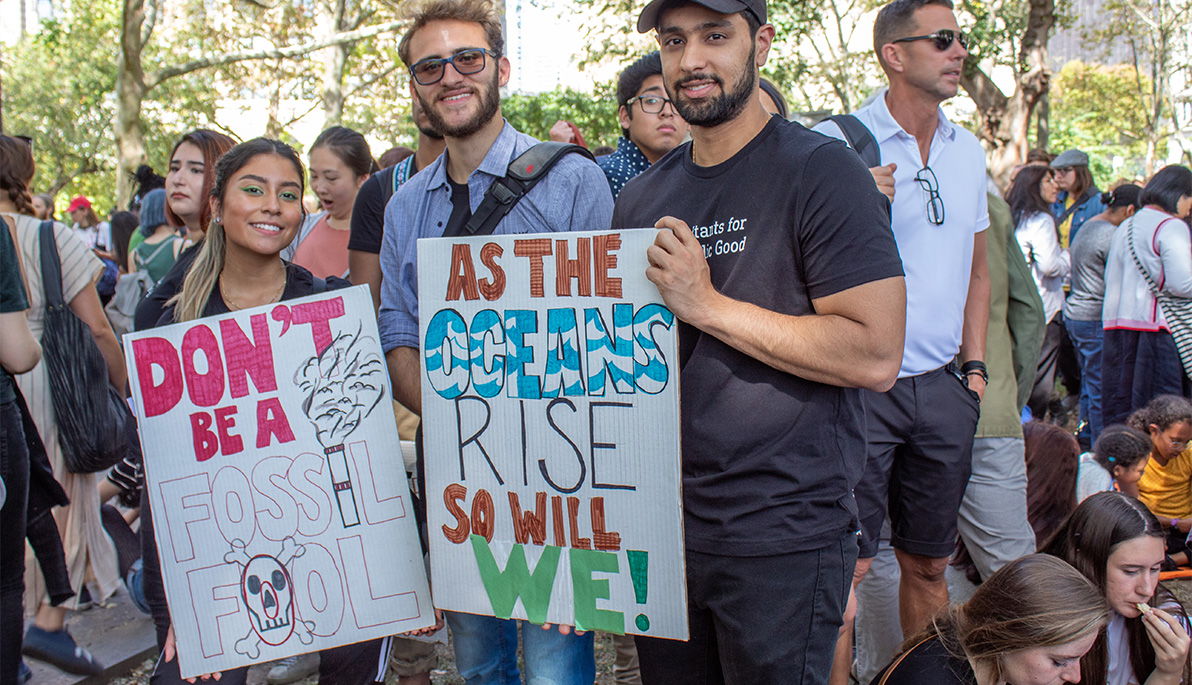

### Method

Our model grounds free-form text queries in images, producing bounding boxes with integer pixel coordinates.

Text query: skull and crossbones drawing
[224,537,315,659]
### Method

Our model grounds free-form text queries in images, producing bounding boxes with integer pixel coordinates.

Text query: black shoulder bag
[39,221,133,473]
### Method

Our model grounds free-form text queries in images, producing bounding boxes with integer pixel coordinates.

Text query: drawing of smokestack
[296,326,386,529]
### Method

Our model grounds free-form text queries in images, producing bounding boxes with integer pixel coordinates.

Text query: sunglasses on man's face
[892,29,970,52]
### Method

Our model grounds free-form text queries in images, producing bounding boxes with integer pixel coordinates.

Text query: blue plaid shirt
[379,121,614,352]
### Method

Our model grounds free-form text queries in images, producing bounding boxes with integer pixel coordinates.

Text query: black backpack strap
[455,142,595,238]
[826,114,881,168]
[38,221,66,308]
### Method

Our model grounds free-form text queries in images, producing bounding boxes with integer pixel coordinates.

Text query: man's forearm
[386,345,423,416]
[960,231,990,365]
[689,277,906,392]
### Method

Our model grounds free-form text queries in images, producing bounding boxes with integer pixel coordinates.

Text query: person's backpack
[105,271,154,339]
[106,238,176,338]
[825,114,882,168]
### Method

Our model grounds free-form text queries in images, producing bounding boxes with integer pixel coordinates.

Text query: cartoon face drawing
[240,555,295,646]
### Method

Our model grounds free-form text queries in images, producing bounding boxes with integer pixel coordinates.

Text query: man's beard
[417,121,445,140]
[668,47,757,128]
[417,68,501,139]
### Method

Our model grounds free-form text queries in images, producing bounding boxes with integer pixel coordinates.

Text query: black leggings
[0,399,30,685]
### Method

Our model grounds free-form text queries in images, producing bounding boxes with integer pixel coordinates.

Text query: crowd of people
[5,0,1192,683]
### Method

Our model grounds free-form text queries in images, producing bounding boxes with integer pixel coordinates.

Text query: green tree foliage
[1049,60,1157,183]
[2,0,215,217]
[502,84,622,149]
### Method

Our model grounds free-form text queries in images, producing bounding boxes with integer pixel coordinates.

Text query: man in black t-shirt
[347,97,445,312]
[613,0,906,681]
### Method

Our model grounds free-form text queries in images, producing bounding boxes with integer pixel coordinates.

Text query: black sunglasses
[914,166,945,226]
[892,29,969,52]
[410,48,497,85]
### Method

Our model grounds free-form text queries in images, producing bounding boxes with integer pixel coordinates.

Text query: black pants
[635,535,856,685]
[1102,328,1192,427]
[0,399,30,685]
[856,366,979,559]
[140,489,390,684]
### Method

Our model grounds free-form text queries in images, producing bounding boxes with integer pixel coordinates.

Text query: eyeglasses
[627,95,676,114]
[409,48,497,85]
[892,29,970,52]
[914,166,945,225]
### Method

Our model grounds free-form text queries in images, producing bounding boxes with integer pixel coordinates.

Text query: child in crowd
[870,554,1107,684]
[1043,491,1192,685]
[1131,395,1192,563]
[1077,424,1153,501]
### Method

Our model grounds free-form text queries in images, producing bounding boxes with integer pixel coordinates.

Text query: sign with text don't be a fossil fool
[418,229,687,640]
[124,285,433,678]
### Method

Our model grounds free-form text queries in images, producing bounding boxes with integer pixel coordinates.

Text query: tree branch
[144,19,405,89]
[960,63,1009,112]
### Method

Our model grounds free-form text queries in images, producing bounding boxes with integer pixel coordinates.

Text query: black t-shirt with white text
[611,116,903,556]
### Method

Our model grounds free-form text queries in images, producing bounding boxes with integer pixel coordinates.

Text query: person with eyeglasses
[380,1,611,683]
[596,51,691,200]
[1130,396,1192,566]
[813,0,1001,680]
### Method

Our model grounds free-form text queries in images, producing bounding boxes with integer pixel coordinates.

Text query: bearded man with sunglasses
[814,0,1018,681]
[379,1,611,683]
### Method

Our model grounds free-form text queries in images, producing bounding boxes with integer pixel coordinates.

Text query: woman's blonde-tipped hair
[914,554,1107,680]
[168,138,305,323]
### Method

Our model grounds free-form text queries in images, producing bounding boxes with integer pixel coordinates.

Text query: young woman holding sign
[143,138,384,685]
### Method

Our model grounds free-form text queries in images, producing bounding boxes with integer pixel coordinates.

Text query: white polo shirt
[815,89,988,377]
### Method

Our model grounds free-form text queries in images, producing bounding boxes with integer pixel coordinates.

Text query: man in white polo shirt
[815,0,999,677]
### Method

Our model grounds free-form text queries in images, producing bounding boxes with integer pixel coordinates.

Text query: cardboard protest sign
[124,285,433,677]
[417,229,687,640]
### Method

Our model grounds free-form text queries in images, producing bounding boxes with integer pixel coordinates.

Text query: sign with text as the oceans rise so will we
[418,229,687,640]
[124,285,433,678]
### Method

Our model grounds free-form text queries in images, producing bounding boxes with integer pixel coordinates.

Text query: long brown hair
[1024,420,1080,546]
[905,554,1107,681]
[0,135,37,216]
[164,129,237,232]
[1041,492,1189,685]
[169,138,306,322]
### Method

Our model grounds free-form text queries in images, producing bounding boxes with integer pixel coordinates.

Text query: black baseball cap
[636,0,766,33]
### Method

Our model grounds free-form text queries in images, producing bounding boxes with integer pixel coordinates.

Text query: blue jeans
[445,612,595,685]
[1066,317,1104,441]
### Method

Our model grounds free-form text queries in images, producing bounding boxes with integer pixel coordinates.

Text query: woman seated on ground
[1078,424,1153,501]
[1043,491,1192,685]
[871,554,1108,684]
[1131,395,1192,564]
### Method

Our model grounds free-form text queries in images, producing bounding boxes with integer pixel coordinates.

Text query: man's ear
[880,43,905,74]
[498,55,511,88]
[618,105,632,131]
[754,23,776,67]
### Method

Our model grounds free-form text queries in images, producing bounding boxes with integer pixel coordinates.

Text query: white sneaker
[266,652,320,684]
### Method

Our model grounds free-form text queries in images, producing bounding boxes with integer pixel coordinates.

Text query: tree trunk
[961,0,1054,187]
[318,0,349,127]
[114,0,148,207]
[1035,93,1049,151]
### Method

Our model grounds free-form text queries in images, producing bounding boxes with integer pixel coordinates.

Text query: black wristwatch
[960,360,988,386]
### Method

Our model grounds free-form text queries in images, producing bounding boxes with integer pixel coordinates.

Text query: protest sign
[124,285,433,677]
[417,229,686,640]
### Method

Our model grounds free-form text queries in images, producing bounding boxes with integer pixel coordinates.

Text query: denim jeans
[1066,317,1104,442]
[445,612,595,685]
